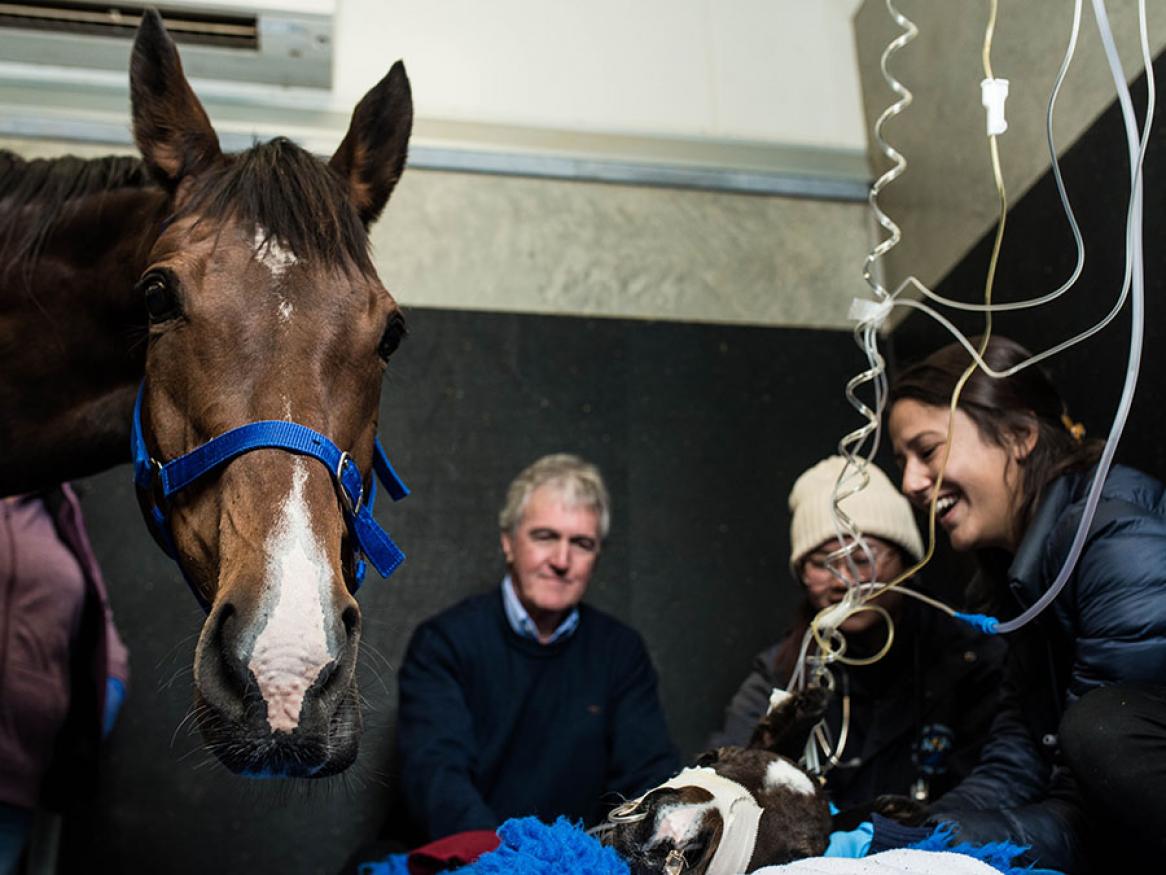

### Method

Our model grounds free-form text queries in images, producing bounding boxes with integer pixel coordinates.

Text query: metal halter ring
[607,799,649,824]
[335,451,363,516]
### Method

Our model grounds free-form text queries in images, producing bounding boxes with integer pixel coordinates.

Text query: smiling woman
[889,336,1103,554]
[889,401,1023,552]
[885,336,1166,872]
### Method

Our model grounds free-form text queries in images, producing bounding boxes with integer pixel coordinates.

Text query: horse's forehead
[251,225,298,279]
[158,217,374,291]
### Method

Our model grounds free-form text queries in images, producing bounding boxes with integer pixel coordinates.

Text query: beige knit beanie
[788,456,923,572]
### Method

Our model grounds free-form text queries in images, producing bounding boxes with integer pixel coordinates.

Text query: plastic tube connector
[981,78,1010,136]
[849,296,894,328]
[954,611,1000,635]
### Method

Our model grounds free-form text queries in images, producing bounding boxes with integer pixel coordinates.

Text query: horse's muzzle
[192,597,363,777]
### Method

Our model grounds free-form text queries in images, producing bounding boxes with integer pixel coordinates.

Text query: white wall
[332,0,867,150]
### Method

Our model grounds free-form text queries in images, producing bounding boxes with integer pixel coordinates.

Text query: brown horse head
[130,10,411,777]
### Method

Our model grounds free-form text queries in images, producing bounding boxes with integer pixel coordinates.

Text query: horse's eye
[140,273,181,323]
[378,312,407,361]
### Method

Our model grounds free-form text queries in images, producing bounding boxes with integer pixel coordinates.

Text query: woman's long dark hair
[889,336,1103,542]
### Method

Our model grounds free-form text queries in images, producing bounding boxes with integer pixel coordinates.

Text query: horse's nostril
[195,600,252,722]
[210,602,250,697]
[342,604,360,640]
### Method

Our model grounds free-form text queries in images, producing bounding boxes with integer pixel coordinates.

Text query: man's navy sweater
[396,589,679,841]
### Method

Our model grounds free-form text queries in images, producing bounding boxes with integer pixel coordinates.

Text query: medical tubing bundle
[891,0,1152,385]
[832,0,918,551]
[862,0,918,301]
[833,0,1151,642]
[795,0,1151,776]
[989,0,1150,635]
[815,0,917,674]
[812,0,1009,671]
[899,0,1086,316]
[825,0,916,595]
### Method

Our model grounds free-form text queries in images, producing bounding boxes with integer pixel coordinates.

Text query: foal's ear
[130,9,222,189]
[749,686,832,759]
[330,61,414,227]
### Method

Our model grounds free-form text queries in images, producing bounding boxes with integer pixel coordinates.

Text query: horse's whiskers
[157,663,194,693]
[170,703,209,748]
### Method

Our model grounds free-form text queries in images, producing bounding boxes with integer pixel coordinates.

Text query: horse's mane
[0,139,373,277]
[0,150,153,266]
[181,137,373,274]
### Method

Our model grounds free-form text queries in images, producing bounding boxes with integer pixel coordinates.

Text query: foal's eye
[139,272,181,323]
[378,311,407,361]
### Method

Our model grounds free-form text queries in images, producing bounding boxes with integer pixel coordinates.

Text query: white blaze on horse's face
[247,459,335,734]
[252,225,298,323]
[253,225,298,278]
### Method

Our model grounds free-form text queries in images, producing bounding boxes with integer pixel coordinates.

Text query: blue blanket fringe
[462,816,629,875]
[360,816,1062,875]
[910,823,1062,875]
[357,853,410,875]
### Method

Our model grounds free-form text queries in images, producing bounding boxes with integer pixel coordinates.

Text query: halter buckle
[664,850,687,874]
[147,457,169,505]
[335,451,363,516]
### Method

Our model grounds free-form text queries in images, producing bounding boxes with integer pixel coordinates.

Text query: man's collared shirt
[501,575,580,645]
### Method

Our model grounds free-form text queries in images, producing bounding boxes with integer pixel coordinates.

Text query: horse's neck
[0,183,169,496]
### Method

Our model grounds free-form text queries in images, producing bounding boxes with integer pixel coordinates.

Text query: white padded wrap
[658,767,763,875]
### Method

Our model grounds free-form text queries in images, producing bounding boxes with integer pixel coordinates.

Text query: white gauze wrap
[658,766,763,875]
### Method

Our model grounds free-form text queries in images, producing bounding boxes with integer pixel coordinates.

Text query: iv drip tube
[994,0,1150,634]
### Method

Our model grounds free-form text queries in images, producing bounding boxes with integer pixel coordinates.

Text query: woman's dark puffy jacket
[930,465,1166,872]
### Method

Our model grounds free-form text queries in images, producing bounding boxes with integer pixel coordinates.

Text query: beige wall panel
[854,0,1166,303]
[374,170,869,328]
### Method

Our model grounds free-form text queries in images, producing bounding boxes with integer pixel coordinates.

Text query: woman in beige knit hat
[785,456,924,642]
[706,456,1004,810]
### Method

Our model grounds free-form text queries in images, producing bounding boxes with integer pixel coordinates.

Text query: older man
[396,454,678,841]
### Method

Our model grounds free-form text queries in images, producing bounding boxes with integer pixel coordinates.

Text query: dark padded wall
[889,51,1166,590]
[68,309,875,874]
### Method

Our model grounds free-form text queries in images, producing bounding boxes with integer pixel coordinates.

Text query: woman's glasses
[802,544,890,577]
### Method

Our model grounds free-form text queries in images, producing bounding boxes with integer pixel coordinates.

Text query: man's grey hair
[498,453,611,539]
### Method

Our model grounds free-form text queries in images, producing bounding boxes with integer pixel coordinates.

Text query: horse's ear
[330,61,413,227]
[130,9,221,189]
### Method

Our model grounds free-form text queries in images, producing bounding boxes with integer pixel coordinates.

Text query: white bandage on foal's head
[656,767,763,875]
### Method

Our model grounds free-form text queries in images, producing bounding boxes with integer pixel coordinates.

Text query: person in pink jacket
[0,485,128,873]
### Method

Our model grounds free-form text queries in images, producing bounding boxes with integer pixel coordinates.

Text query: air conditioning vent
[0,3,258,50]
[0,1,331,88]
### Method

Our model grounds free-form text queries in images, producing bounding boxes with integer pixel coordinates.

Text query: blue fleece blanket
[360,816,1059,875]
[463,817,628,874]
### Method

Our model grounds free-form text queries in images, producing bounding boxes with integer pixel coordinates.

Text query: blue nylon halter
[131,383,408,611]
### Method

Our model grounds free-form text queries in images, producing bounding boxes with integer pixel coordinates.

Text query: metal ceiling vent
[0,1,333,89]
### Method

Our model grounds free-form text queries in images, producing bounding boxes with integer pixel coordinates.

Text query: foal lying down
[603,688,924,874]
